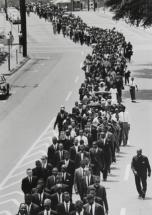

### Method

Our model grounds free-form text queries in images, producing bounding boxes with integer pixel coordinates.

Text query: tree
[105,0,152,27]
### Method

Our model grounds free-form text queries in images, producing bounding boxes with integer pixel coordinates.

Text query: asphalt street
[0,10,152,215]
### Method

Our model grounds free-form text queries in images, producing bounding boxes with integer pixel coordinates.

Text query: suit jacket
[89,148,105,171]
[32,167,47,182]
[83,203,104,215]
[88,185,108,212]
[50,192,64,210]
[54,112,68,130]
[57,202,75,215]
[69,146,80,161]
[55,150,67,166]
[75,151,90,169]
[32,192,51,209]
[59,159,75,176]
[47,144,59,165]
[74,167,85,195]
[25,203,40,215]
[46,175,57,192]
[38,209,57,215]
[21,176,37,194]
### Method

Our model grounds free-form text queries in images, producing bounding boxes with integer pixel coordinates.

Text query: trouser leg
[141,175,147,194]
[135,175,142,195]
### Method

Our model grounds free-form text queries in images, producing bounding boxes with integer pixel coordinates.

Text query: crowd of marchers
[17,3,133,215]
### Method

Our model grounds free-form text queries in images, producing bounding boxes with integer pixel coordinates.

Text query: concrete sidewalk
[0,12,29,75]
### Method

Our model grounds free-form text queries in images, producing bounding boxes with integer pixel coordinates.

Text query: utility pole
[88,0,90,11]
[19,0,27,57]
[5,0,8,20]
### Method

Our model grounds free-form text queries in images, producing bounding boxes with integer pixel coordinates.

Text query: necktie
[87,176,90,186]
[90,205,93,215]
[66,203,69,213]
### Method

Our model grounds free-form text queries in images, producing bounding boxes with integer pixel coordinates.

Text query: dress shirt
[44,209,52,215]
[76,135,88,146]
[57,193,63,203]
[80,167,84,176]
[64,159,69,167]
[39,192,44,202]
[64,202,70,213]
[86,175,91,186]
[119,111,130,123]
[75,145,78,153]
[80,153,84,161]
[26,204,32,214]
[59,151,63,160]
[89,202,95,215]
[76,210,83,215]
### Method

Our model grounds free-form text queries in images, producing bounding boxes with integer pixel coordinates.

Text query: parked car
[0,75,10,99]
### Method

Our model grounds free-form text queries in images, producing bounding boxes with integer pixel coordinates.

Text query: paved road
[0,10,152,215]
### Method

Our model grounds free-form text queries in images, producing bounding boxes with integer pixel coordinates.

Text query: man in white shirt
[119,106,130,146]
[76,130,88,146]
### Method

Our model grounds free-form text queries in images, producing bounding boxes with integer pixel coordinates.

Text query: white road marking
[124,164,130,181]
[0,199,20,207]
[74,76,79,83]
[26,150,47,158]
[65,91,73,102]
[0,181,20,190]
[80,62,83,69]
[0,117,55,189]
[52,129,58,137]
[81,50,84,56]
[33,142,50,150]
[0,191,23,198]
[120,208,126,215]
[18,159,38,169]
[0,211,12,215]
[9,170,25,179]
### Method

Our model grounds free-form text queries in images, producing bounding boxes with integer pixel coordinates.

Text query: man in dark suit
[82,167,94,198]
[131,149,151,199]
[55,143,67,168]
[32,184,51,210]
[47,136,59,166]
[60,165,73,196]
[32,160,48,183]
[88,176,108,214]
[21,168,37,195]
[89,141,105,176]
[54,106,68,134]
[69,138,79,162]
[46,167,58,193]
[38,199,57,215]
[75,144,90,169]
[57,192,75,215]
[24,194,40,215]
[50,184,64,210]
[59,151,75,177]
[83,194,104,215]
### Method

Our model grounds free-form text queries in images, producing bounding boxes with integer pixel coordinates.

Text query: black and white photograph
[0,0,152,214]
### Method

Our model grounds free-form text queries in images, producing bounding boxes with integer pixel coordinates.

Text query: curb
[3,56,31,76]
